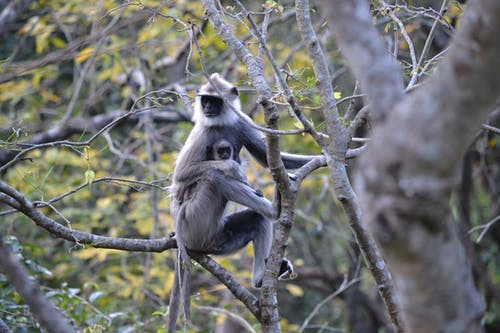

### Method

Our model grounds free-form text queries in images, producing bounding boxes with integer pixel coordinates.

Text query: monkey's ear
[231,87,239,96]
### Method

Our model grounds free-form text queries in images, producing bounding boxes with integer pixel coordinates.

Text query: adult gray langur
[171,73,314,283]
[168,73,312,331]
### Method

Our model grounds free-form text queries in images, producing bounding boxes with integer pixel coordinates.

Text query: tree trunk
[322,0,500,331]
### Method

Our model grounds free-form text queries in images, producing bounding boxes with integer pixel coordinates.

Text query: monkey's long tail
[167,207,192,333]
[167,252,192,332]
[175,205,192,265]
[167,260,181,333]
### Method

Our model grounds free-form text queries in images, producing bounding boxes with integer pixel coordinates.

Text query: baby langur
[209,139,263,196]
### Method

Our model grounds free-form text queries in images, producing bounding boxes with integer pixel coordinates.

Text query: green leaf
[85,169,95,189]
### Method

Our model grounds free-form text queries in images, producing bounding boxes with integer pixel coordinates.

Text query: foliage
[0,0,498,332]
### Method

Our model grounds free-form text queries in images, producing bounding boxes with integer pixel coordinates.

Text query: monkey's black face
[217,147,232,160]
[201,96,224,117]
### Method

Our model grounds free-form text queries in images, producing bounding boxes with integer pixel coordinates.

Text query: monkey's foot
[254,258,296,288]
[278,258,296,281]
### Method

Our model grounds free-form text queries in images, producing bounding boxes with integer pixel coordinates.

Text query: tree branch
[192,254,261,319]
[0,180,176,252]
[202,2,298,331]
[295,1,404,332]
[319,0,405,122]
[0,178,265,326]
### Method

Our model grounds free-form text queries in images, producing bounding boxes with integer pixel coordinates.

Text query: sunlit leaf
[285,284,304,297]
[76,46,94,63]
[49,36,67,48]
[85,169,96,188]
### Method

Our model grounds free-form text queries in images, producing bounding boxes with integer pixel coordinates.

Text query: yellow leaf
[50,36,66,48]
[165,272,175,290]
[138,25,162,43]
[19,16,38,34]
[285,284,304,297]
[35,24,55,54]
[294,258,305,266]
[449,3,462,16]
[489,137,497,148]
[76,47,94,63]
[0,81,30,102]
[97,68,113,82]
[104,0,115,10]
[32,72,43,86]
[218,257,235,271]
[39,89,61,103]
[96,197,112,209]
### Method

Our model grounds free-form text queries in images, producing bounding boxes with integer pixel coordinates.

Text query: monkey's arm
[175,160,247,184]
[175,160,231,183]
[210,171,275,219]
[241,122,319,170]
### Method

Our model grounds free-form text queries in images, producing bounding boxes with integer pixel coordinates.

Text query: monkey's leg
[212,209,273,288]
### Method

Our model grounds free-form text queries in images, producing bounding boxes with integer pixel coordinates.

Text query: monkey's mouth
[204,112,219,117]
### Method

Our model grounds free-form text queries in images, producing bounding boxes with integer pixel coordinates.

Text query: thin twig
[416,0,450,78]
[482,123,500,135]
[234,0,325,145]
[0,89,172,173]
[469,215,500,243]
[195,306,258,333]
[0,177,169,217]
[379,0,418,88]
[298,277,360,333]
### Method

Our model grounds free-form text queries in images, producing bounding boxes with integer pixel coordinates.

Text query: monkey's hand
[253,189,264,197]
[211,159,240,175]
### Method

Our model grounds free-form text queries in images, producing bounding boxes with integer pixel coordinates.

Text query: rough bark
[324,0,500,331]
